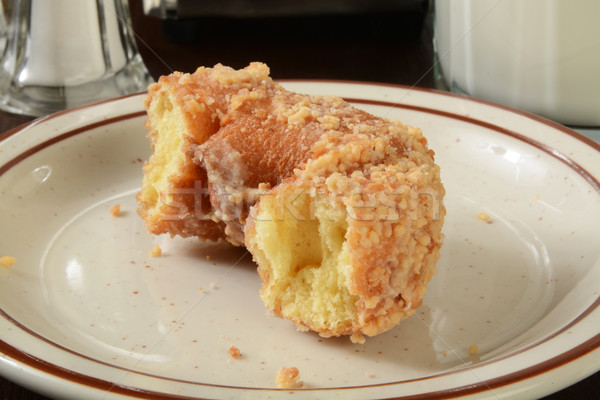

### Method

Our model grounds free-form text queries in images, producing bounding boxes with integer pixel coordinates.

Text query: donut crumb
[149,244,162,257]
[0,256,16,267]
[477,212,491,223]
[276,366,303,389]
[110,204,121,216]
[350,333,366,344]
[228,345,242,359]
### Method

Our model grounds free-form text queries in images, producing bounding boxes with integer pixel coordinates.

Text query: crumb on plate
[477,212,491,223]
[0,256,16,267]
[350,333,365,344]
[276,366,303,389]
[228,345,242,359]
[110,204,121,216]
[468,345,479,355]
[149,244,162,257]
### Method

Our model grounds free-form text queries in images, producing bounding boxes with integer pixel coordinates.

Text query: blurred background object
[142,0,429,44]
[0,1,6,56]
[0,0,153,117]
[133,0,434,84]
[143,0,429,19]
[434,0,600,127]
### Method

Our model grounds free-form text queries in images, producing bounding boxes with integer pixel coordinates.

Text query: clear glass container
[0,0,153,117]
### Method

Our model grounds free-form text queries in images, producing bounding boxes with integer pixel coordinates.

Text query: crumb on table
[110,204,121,217]
[276,366,303,389]
[228,345,242,359]
[469,345,479,355]
[0,256,16,267]
[149,244,162,257]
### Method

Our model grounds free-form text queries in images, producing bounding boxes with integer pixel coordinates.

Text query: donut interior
[137,75,222,239]
[249,186,360,335]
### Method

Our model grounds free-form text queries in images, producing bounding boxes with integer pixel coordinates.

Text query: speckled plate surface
[0,82,599,400]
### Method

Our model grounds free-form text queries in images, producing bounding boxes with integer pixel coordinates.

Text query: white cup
[434,0,600,126]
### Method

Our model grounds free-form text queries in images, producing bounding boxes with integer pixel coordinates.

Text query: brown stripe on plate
[0,338,193,400]
[0,111,146,178]
[0,92,147,143]
[0,324,598,399]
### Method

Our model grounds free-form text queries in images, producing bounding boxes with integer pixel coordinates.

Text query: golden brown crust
[238,76,445,338]
[195,87,376,244]
[137,63,274,241]
[245,144,445,338]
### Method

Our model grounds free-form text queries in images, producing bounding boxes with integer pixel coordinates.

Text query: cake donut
[137,63,445,340]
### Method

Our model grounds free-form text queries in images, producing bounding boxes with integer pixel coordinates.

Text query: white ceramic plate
[0,82,599,400]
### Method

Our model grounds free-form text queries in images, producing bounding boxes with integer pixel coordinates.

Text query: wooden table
[1,1,598,398]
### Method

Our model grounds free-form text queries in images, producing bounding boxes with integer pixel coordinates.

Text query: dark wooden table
[1,0,598,398]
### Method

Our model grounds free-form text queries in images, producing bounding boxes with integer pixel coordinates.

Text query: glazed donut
[137,63,445,340]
